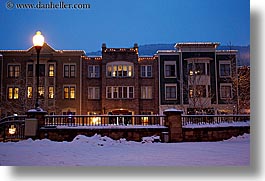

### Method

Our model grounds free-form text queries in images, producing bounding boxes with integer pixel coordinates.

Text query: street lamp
[33,31,44,110]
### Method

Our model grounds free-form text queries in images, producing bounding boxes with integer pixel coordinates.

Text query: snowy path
[0,134,250,166]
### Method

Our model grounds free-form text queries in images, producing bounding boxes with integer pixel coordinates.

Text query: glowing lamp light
[9,125,16,135]
[92,117,100,125]
[33,31,45,47]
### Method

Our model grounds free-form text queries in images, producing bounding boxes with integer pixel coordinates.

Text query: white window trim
[141,86,152,99]
[220,83,233,99]
[63,85,76,99]
[7,64,21,78]
[88,65,100,78]
[106,86,134,99]
[165,84,177,100]
[219,60,232,78]
[88,87,100,100]
[63,63,76,78]
[141,65,152,77]
[164,61,177,78]
[106,61,134,78]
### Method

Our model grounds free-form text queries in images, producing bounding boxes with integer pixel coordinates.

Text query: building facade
[0,41,239,118]
[0,43,159,117]
[157,42,238,114]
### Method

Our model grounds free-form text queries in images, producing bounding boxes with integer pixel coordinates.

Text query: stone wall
[183,126,250,142]
[37,126,250,142]
[39,127,169,142]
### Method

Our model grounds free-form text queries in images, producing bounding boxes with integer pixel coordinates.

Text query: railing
[44,115,166,127]
[0,115,27,142]
[182,114,250,126]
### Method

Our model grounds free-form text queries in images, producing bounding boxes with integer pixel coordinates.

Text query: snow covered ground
[0,134,250,166]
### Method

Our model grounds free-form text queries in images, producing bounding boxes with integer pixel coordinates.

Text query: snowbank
[0,134,250,166]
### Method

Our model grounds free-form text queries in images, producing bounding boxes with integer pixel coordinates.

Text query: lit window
[189,85,207,98]
[8,87,19,99]
[64,86,76,99]
[70,87,75,99]
[49,64,55,77]
[38,87,45,99]
[48,87,54,99]
[188,63,206,75]
[64,87,69,99]
[27,87,33,99]
[106,62,134,77]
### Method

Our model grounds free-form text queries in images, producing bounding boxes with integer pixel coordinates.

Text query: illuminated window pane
[64,87,69,99]
[8,88,13,99]
[38,87,45,99]
[48,87,54,99]
[13,88,19,99]
[70,87,75,99]
[107,66,112,77]
[49,64,55,77]
[128,66,133,77]
[27,87,33,99]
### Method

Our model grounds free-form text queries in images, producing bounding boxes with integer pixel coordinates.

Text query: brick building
[0,43,159,118]
[0,43,84,116]
[0,41,240,118]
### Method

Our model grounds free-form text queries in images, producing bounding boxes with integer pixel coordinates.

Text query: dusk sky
[0,0,250,52]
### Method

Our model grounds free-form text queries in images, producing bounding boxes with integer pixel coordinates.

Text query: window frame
[219,61,231,78]
[48,64,55,77]
[220,83,233,99]
[106,61,134,78]
[141,65,152,78]
[88,87,100,100]
[141,86,152,99]
[165,84,177,100]
[106,86,134,99]
[64,64,76,78]
[7,87,19,100]
[7,64,20,78]
[164,61,176,78]
[88,65,100,78]
[63,85,76,99]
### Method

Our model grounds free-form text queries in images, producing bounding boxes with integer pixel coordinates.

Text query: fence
[182,114,250,126]
[0,115,27,142]
[0,114,250,142]
[44,115,166,127]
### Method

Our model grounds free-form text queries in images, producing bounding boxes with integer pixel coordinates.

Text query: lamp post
[32,31,44,110]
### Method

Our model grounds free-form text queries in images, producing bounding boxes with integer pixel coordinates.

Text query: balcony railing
[182,114,250,126]
[44,115,166,127]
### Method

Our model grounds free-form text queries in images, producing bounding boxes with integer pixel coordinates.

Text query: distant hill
[87,44,250,66]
